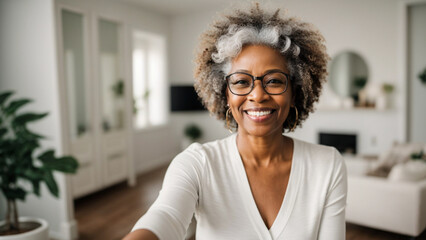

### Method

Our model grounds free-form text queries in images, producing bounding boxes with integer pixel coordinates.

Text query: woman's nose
[247,81,269,102]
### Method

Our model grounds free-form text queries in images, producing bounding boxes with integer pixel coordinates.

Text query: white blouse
[132,134,347,240]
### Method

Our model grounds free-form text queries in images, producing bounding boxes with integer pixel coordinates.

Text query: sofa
[344,144,426,238]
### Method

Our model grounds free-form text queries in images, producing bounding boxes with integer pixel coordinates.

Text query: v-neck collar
[228,134,301,240]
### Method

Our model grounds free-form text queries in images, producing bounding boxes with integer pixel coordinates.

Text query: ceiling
[119,0,232,16]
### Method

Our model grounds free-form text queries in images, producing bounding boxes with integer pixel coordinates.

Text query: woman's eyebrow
[264,69,286,74]
[232,69,251,73]
[232,68,285,74]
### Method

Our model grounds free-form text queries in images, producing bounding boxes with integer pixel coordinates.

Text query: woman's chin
[238,126,282,138]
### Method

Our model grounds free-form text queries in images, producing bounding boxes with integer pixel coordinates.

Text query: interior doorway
[407,3,426,143]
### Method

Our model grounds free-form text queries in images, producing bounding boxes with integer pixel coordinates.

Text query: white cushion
[388,160,426,181]
[368,143,426,177]
[377,143,425,167]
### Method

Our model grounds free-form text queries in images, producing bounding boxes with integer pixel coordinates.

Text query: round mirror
[329,51,369,102]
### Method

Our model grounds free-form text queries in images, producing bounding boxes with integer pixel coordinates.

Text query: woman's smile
[244,108,276,122]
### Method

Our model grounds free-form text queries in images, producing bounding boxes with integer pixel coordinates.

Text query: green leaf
[38,150,79,173]
[2,187,27,201]
[31,180,41,196]
[12,112,48,127]
[37,150,55,161]
[411,150,424,159]
[4,99,32,116]
[0,91,14,106]
[43,170,59,198]
[23,168,44,180]
[22,169,43,196]
[13,128,44,142]
[0,127,7,138]
[15,142,39,162]
[21,130,45,140]
[44,156,79,173]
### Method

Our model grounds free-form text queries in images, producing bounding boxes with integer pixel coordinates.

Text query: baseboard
[49,219,78,240]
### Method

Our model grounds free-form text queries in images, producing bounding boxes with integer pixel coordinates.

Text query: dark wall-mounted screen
[319,132,357,154]
[170,86,206,112]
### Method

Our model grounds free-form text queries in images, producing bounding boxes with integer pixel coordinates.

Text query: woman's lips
[244,109,275,122]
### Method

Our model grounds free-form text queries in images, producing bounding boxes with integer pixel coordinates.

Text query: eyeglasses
[225,70,289,96]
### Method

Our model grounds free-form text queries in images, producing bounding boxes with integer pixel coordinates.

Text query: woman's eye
[266,79,284,85]
[232,80,250,86]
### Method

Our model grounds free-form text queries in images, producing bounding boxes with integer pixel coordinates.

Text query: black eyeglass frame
[225,70,290,96]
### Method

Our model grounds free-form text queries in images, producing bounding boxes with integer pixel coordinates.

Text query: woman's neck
[236,131,293,168]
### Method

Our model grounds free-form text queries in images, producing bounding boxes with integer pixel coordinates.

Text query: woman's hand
[122,229,159,240]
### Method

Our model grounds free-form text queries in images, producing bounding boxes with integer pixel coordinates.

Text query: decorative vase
[342,97,354,109]
[357,88,367,107]
[376,93,387,110]
[0,217,48,240]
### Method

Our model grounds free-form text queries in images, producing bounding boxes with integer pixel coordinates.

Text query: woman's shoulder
[292,138,346,181]
[293,137,336,153]
[176,134,235,165]
[201,134,236,153]
[292,137,343,166]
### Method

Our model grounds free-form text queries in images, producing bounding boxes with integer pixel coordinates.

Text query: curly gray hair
[194,3,329,131]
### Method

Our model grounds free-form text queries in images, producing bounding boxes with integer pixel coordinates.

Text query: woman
[124,3,347,240]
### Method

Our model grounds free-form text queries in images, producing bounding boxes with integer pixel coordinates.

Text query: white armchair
[344,144,426,237]
[344,143,426,237]
[345,154,426,237]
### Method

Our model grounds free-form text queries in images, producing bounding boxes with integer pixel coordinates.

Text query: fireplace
[319,132,357,154]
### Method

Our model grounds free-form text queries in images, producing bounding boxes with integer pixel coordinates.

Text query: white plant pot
[0,217,48,240]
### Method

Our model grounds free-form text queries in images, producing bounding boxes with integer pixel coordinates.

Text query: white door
[408,4,426,143]
[96,18,129,187]
[58,7,99,198]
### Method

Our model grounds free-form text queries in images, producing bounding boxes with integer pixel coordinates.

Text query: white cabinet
[56,5,134,198]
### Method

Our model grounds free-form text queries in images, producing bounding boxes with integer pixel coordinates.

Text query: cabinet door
[97,18,128,187]
[59,8,98,198]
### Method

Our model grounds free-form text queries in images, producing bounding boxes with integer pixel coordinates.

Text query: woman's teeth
[246,110,272,117]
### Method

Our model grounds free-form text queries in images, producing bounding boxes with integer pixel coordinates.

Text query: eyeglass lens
[227,72,288,95]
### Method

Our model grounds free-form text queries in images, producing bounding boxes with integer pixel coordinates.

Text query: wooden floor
[74,165,426,240]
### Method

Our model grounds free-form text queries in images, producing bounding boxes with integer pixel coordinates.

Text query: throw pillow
[388,160,426,181]
[367,142,425,177]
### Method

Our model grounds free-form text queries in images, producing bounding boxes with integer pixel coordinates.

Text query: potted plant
[182,124,202,150]
[411,150,425,162]
[353,76,368,107]
[378,83,395,109]
[419,68,426,85]
[0,91,79,240]
[382,83,394,94]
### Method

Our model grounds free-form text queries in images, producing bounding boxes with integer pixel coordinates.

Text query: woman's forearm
[122,229,159,240]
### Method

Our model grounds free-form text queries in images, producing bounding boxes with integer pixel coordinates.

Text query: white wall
[0,0,76,239]
[169,0,407,154]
